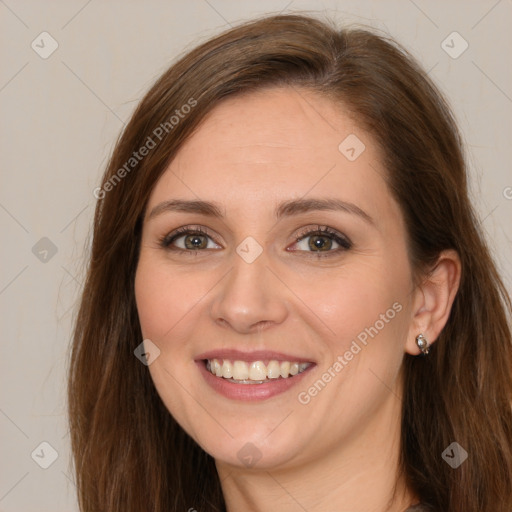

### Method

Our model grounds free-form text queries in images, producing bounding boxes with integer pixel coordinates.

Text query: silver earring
[415,334,430,355]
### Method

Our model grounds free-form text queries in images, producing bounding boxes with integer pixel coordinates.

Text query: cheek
[302,262,408,351]
[134,256,206,434]
[134,256,206,343]
[135,262,172,340]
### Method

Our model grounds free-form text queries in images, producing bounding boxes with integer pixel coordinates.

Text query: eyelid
[159,225,222,250]
[290,225,353,254]
[159,224,352,256]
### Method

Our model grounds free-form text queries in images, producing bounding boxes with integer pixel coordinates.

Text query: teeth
[206,358,311,382]
[267,360,281,379]
[280,361,290,378]
[221,360,233,379]
[298,362,309,372]
[233,361,249,380]
[249,361,267,380]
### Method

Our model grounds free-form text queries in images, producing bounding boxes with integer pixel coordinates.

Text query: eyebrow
[147,197,374,225]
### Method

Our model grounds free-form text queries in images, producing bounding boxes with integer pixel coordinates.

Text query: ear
[405,249,461,355]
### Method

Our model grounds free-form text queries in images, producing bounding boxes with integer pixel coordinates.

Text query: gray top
[405,505,431,511]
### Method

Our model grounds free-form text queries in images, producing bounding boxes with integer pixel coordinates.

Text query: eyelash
[158,225,353,258]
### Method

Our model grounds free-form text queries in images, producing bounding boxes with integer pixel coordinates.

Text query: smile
[196,353,316,401]
[205,358,312,383]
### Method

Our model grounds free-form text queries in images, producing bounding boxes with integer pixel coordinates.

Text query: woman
[68,14,512,512]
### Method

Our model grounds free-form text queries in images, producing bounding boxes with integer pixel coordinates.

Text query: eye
[289,225,352,256]
[159,224,351,257]
[159,226,221,253]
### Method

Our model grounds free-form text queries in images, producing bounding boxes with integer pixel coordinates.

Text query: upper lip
[195,349,315,364]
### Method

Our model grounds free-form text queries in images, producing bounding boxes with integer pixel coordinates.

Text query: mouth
[205,358,312,384]
[195,350,316,401]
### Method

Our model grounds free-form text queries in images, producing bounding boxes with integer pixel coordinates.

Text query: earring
[415,333,430,355]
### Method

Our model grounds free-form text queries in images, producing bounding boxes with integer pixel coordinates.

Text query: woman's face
[135,87,418,471]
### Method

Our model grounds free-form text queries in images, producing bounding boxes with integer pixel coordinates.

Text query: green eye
[291,226,352,256]
[160,227,221,253]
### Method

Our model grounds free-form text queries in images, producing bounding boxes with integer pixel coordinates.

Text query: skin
[135,87,460,512]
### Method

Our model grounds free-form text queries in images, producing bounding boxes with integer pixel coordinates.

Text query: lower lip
[196,360,315,401]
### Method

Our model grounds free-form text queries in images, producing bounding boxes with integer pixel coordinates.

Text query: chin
[200,427,308,471]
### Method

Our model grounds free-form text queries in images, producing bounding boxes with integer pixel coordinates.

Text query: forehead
[147,87,398,225]
[174,87,364,172]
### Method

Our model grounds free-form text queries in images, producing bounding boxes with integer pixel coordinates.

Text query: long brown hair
[68,14,512,511]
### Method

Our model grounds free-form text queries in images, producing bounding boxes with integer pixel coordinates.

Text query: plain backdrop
[1,1,511,510]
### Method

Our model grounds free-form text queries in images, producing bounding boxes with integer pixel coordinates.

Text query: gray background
[1,1,511,510]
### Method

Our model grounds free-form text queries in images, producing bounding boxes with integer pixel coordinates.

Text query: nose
[209,250,289,334]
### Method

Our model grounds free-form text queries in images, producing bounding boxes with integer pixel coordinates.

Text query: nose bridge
[209,246,288,333]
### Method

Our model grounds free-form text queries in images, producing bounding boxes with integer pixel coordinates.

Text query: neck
[216,391,418,512]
